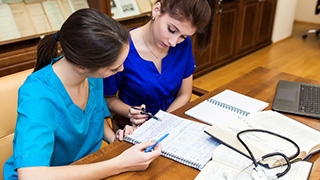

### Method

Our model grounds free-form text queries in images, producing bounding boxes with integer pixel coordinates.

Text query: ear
[152,2,161,19]
[75,66,87,74]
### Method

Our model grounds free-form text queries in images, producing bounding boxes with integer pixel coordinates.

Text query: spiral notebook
[124,110,221,170]
[185,89,269,125]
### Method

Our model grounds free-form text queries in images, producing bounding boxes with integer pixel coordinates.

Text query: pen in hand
[145,133,169,153]
[131,106,162,121]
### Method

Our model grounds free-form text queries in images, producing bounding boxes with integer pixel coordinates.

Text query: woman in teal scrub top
[103,0,214,128]
[3,9,161,180]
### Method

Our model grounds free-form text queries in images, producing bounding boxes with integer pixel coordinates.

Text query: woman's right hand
[128,104,149,129]
[117,141,162,172]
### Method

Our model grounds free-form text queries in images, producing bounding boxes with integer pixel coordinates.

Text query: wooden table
[72,67,320,179]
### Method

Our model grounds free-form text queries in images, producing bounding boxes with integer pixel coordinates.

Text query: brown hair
[156,0,214,49]
[34,8,129,72]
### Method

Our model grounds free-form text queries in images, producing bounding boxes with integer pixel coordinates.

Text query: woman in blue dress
[3,9,161,180]
[103,0,214,128]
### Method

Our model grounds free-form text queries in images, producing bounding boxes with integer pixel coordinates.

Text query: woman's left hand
[115,125,134,141]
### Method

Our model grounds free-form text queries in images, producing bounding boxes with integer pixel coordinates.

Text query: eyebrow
[170,23,193,37]
[111,64,122,71]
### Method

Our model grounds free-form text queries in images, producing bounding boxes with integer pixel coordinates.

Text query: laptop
[272,80,320,119]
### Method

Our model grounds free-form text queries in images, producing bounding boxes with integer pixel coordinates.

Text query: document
[205,110,320,168]
[111,0,140,19]
[0,3,21,41]
[68,0,89,12]
[2,0,23,3]
[56,0,72,19]
[23,0,44,3]
[124,110,221,170]
[9,2,36,37]
[42,1,64,31]
[26,3,52,34]
[136,0,151,13]
[185,89,269,125]
[195,144,313,180]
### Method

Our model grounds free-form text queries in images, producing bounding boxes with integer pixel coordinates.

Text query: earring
[151,16,155,21]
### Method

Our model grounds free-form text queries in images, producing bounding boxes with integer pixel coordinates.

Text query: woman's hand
[128,104,149,129]
[115,125,133,141]
[116,141,162,171]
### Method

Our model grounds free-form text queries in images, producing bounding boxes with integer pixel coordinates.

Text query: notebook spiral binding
[207,99,250,117]
[161,151,203,170]
[124,136,204,170]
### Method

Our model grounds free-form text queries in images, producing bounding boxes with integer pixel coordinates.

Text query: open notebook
[124,110,221,170]
[185,89,269,125]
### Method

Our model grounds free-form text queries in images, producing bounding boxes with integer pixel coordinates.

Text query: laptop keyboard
[299,85,320,114]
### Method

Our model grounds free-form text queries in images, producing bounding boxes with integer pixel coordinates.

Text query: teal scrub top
[3,61,110,180]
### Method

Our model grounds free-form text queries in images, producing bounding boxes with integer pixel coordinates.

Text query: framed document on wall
[111,0,140,19]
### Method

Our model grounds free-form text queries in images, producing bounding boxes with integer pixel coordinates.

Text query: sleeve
[103,72,123,96]
[183,37,196,79]
[13,81,58,169]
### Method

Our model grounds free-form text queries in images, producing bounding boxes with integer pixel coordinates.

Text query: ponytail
[194,0,215,49]
[33,33,58,72]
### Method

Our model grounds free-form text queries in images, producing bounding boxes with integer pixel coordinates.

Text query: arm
[166,75,193,112]
[105,95,131,118]
[17,141,162,180]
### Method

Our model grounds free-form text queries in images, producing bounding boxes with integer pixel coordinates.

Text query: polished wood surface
[72,67,320,180]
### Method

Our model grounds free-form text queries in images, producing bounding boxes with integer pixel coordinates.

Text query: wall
[295,0,320,24]
[272,0,298,42]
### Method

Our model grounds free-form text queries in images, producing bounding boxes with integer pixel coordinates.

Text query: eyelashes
[168,26,187,39]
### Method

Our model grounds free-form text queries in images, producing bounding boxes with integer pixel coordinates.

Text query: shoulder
[18,65,60,106]
[20,66,54,94]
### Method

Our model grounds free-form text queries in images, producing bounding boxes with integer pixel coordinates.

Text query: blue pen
[145,133,169,153]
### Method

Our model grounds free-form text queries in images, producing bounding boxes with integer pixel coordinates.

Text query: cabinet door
[212,0,239,65]
[256,0,277,46]
[237,0,260,55]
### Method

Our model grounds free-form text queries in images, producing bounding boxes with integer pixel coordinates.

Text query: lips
[160,41,168,48]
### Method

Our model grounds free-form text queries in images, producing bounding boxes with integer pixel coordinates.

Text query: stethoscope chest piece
[251,168,269,180]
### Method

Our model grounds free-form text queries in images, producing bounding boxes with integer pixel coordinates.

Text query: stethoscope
[236,129,300,179]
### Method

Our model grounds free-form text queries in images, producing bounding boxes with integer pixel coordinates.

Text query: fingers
[140,141,162,158]
[123,125,133,137]
[128,105,148,127]
[116,125,134,141]
[140,104,146,111]
[138,140,157,149]
[116,129,124,141]
[130,118,147,127]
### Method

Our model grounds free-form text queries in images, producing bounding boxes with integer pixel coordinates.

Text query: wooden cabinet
[212,0,239,67]
[193,0,277,78]
[256,0,277,46]
[237,0,277,55]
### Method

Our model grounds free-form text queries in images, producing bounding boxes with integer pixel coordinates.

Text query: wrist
[110,155,130,174]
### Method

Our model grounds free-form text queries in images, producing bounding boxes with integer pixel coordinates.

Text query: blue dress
[103,36,196,115]
[3,61,110,180]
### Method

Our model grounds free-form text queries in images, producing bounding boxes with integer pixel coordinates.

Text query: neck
[142,22,166,59]
[52,57,87,88]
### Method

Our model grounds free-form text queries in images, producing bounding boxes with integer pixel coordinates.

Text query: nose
[168,34,180,47]
[118,64,124,72]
